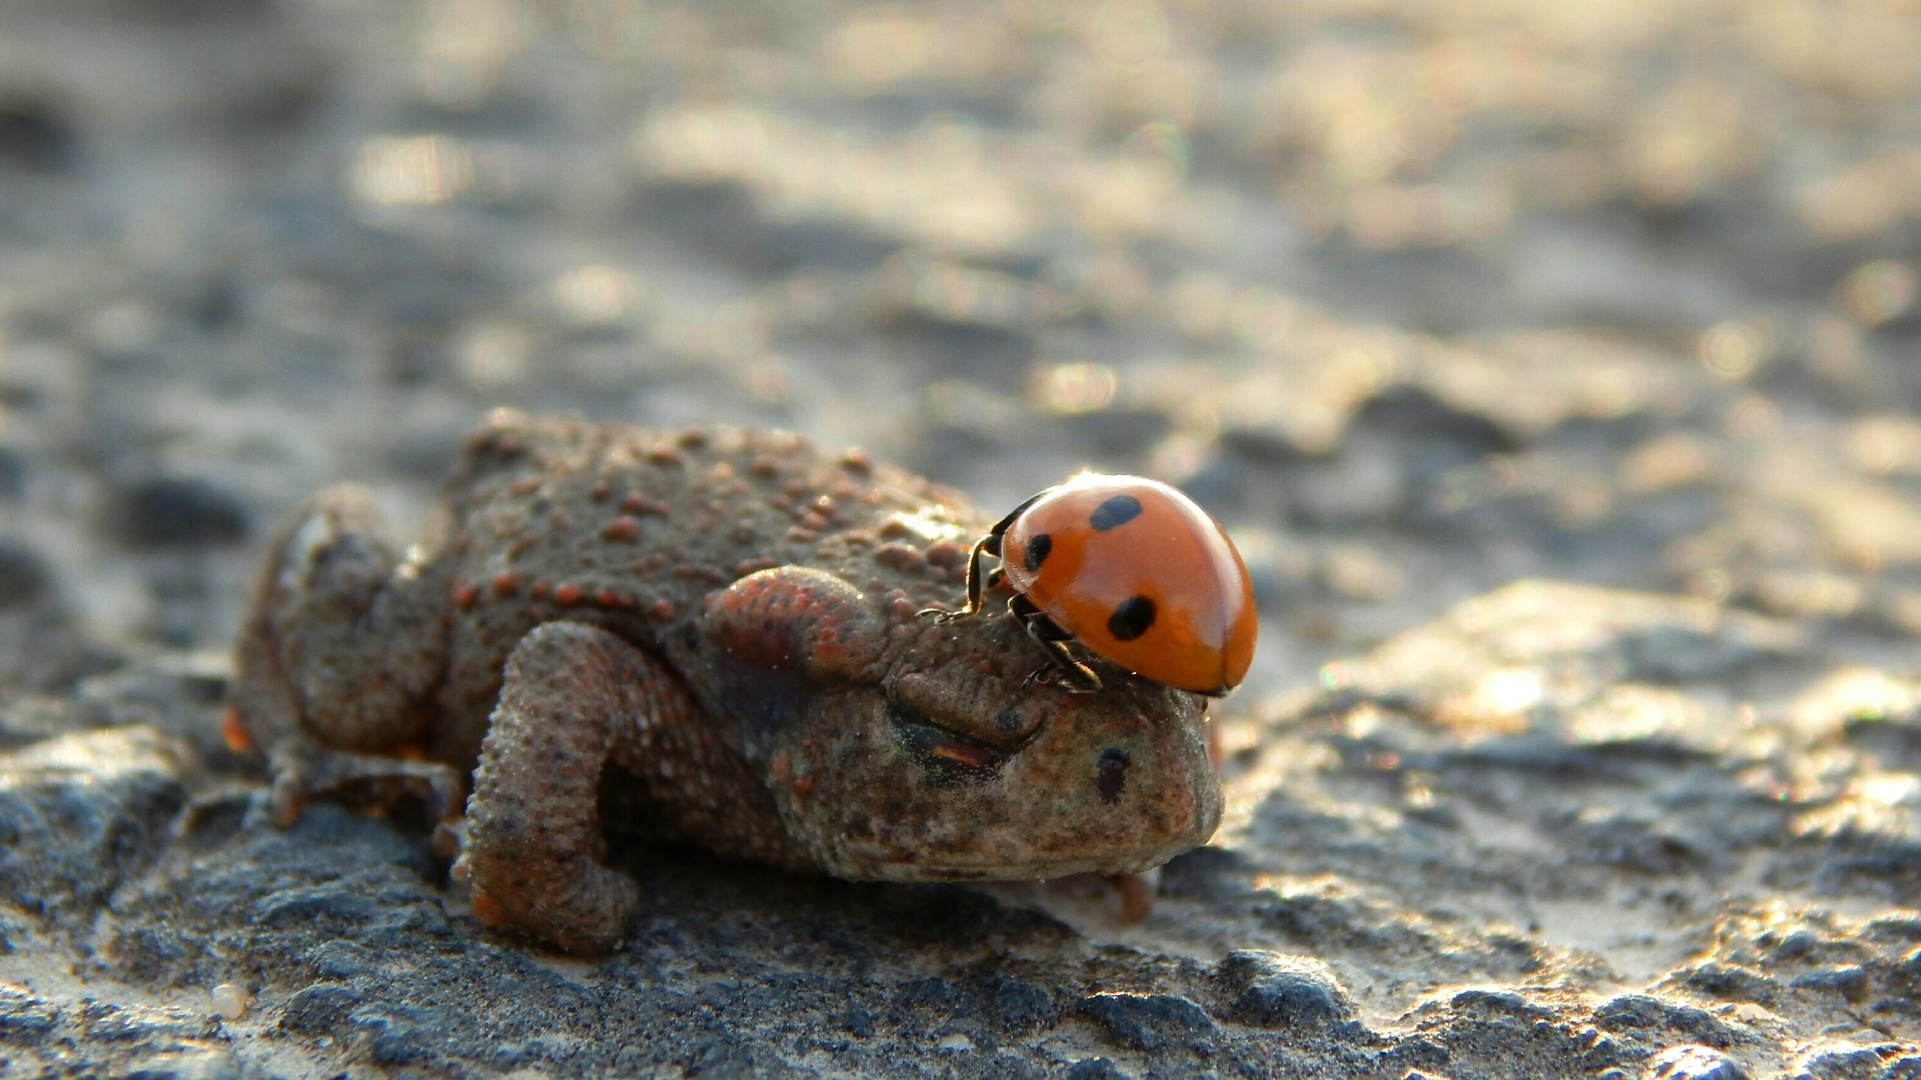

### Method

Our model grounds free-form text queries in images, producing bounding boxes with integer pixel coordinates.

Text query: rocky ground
[3,0,1921,1076]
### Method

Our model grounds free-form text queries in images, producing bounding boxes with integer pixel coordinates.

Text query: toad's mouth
[859,846,1182,883]
[888,704,1034,787]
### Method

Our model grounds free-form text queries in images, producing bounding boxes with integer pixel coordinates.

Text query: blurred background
[0,0,1917,702]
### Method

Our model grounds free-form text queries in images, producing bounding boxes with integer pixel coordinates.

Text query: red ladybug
[928,473,1257,696]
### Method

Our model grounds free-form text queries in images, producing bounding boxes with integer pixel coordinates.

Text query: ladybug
[925,473,1257,696]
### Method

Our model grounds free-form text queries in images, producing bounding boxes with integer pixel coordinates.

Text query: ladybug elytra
[925,473,1256,696]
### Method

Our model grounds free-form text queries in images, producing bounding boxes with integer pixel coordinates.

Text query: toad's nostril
[1096,748,1129,805]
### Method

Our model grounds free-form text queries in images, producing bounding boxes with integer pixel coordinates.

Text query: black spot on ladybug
[1106,595,1156,641]
[1088,494,1143,531]
[1096,748,1129,804]
[1023,533,1051,572]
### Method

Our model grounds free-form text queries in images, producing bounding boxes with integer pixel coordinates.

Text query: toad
[227,409,1222,951]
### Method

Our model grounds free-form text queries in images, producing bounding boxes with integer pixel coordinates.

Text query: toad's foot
[461,621,696,954]
[263,737,465,828]
[1108,872,1153,924]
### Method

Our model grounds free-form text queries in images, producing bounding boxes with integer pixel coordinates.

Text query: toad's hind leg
[459,621,695,953]
[229,485,458,825]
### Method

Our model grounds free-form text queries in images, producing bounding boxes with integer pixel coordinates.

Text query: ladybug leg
[918,533,997,621]
[966,533,1002,613]
[1009,593,1102,693]
[918,491,1039,621]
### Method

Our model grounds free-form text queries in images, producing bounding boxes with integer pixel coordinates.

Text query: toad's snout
[794,687,1223,883]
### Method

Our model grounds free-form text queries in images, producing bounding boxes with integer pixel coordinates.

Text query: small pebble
[209,982,249,1020]
[1220,949,1355,1026]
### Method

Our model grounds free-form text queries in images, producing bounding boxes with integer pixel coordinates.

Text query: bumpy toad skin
[228,409,1222,951]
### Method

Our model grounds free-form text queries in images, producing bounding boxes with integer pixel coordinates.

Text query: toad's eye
[888,701,1011,786]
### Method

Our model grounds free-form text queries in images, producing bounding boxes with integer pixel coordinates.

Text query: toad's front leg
[459,621,703,953]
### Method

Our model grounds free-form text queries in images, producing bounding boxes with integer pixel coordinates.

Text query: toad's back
[427,415,980,765]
